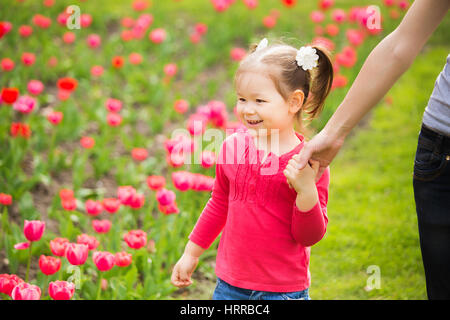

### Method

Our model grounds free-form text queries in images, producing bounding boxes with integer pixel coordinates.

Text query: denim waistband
[421,123,450,155]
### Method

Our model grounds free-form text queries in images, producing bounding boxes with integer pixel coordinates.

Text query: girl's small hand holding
[284,156,320,194]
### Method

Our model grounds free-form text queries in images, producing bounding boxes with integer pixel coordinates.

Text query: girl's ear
[289,89,305,114]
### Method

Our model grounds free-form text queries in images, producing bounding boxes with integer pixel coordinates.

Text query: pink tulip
[230,47,246,62]
[61,198,77,211]
[146,175,166,190]
[172,171,192,191]
[39,255,61,275]
[200,150,216,168]
[0,274,24,296]
[129,52,143,65]
[158,201,179,215]
[149,28,166,44]
[1,58,14,71]
[80,136,95,149]
[194,23,208,35]
[21,52,36,66]
[0,193,12,205]
[23,220,45,242]
[131,148,148,161]
[93,251,115,271]
[117,186,137,205]
[243,0,258,9]
[77,234,99,251]
[319,0,334,11]
[80,14,92,28]
[87,34,101,48]
[332,9,346,23]
[346,29,365,47]
[123,230,147,249]
[262,15,276,28]
[105,98,122,113]
[66,243,89,265]
[63,31,76,44]
[48,281,75,300]
[19,25,33,37]
[164,63,177,77]
[90,65,104,77]
[107,113,122,127]
[310,11,324,23]
[50,237,69,257]
[114,251,132,267]
[156,188,176,206]
[13,95,36,114]
[47,111,63,125]
[129,193,145,209]
[27,80,44,96]
[92,219,112,234]
[85,199,103,216]
[102,198,121,214]
[11,282,41,300]
[14,242,30,250]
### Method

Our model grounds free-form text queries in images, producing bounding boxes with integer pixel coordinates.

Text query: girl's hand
[283,157,320,194]
[171,253,199,288]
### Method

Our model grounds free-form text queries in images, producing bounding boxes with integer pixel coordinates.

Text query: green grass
[309,47,449,300]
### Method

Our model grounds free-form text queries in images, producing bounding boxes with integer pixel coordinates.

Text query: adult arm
[297,0,450,177]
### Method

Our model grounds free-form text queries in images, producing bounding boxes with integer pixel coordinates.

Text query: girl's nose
[243,103,256,115]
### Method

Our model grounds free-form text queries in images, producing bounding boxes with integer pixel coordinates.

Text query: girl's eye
[238,98,246,102]
[256,99,265,103]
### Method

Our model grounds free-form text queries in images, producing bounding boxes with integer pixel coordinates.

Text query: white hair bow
[295,46,319,71]
[255,38,268,52]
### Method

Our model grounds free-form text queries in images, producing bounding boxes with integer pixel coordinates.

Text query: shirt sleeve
[188,138,231,249]
[290,166,330,247]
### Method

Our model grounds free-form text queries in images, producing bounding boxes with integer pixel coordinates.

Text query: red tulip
[59,189,74,201]
[173,99,189,114]
[158,201,179,215]
[85,199,103,216]
[146,175,165,190]
[332,74,348,89]
[111,56,124,69]
[23,220,45,242]
[319,0,334,11]
[124,230,147,249]
[262,15,276,28]
[0,193,12,205]
[61,198,77,211]
[281,0,296,7]
[1,58,14,71]
[57,77,78,92]
[48,281,75,300]
[93,251,115,271]
[32,14,51,29]
[65,243,89,265]
[50,237,69,257]
[102,198,121,214]
[133,0,150,11]
[77,234,99,251]
[92,219,112,234]
[332,9,346,23]
[10,122,31,138]
[11,282,41,300]
[1,87,19,104]
[121,17,135,28]
[115,251,132,267]
[325,24,339,37]
[80,136,95,149]
[63,31,76,44]
[131,148,148,161]
[0,274,24,296]
[39,255,61,275]
[243,0,258,9]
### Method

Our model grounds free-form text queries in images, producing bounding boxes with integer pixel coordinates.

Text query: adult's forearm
[324,0,449,139]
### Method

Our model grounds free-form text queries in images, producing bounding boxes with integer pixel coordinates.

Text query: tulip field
[0,0,448,300]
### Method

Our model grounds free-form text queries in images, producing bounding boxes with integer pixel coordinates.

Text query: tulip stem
[96,271,103,300]
[25,241,32,282]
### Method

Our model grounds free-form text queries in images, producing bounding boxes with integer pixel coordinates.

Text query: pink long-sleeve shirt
[188,129,330,292]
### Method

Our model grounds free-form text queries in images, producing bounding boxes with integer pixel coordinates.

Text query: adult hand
[295,129,346,182]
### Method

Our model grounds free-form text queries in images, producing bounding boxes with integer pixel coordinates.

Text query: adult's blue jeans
[413,123,450,300]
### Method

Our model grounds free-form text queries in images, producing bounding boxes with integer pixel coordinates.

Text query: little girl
[171,38,333,300]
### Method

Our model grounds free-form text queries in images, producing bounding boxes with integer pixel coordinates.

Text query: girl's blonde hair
[233,39,334,136]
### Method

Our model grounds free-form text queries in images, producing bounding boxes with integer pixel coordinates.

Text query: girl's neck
[253,127,299,157]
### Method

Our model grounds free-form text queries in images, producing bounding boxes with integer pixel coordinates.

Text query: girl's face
[236,71,301,137]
